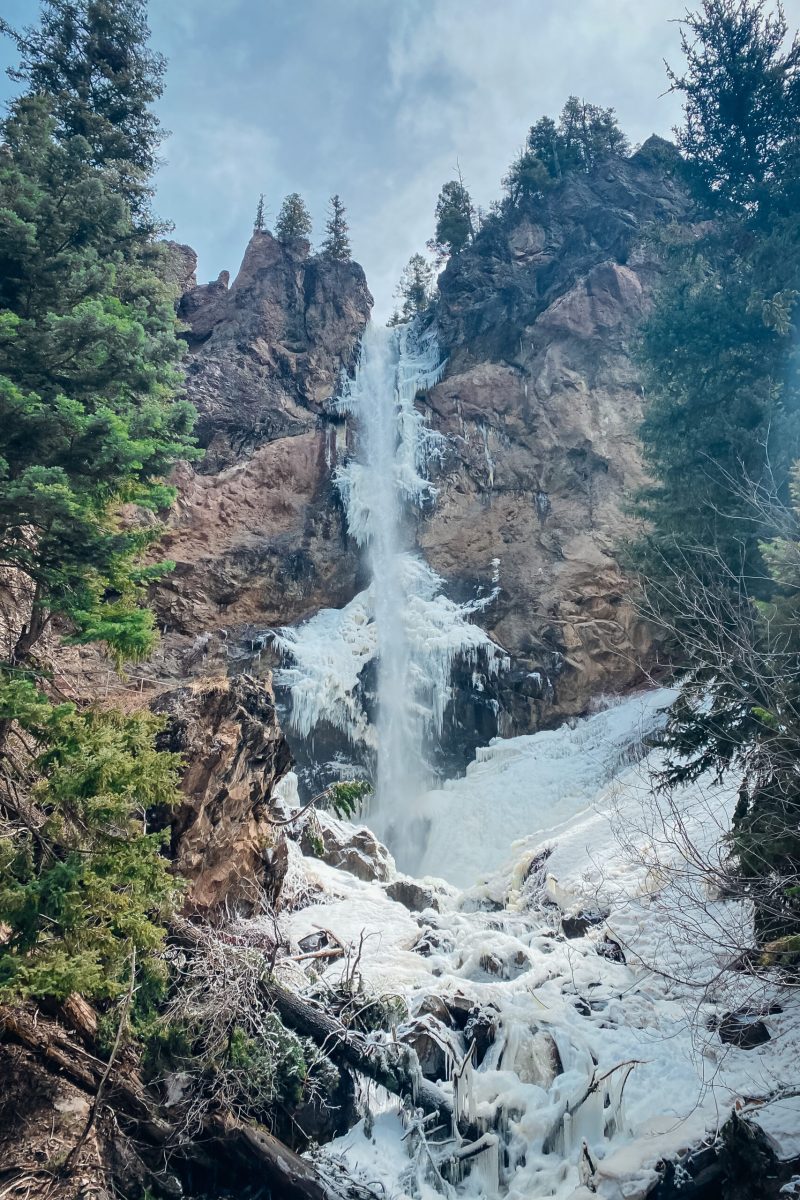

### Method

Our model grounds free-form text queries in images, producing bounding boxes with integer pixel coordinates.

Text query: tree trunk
[0,1003,356,1200]
[259,972,452,1120]
[170,916,452,1122]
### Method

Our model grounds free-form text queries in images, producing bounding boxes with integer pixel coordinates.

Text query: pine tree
[275,192,312,240]
[502,97,629,208]
[632,0,800,947]
[0,9,198,671]
[320,194,350,260]
[633,0,800,593]
[0,0,195,1019]
[395,253,434,321]
[1,0,167,219]
[254,192,265,232]
[666,0,800,216]
[429,175,474,261]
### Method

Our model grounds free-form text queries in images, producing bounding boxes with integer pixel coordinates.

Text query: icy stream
[265,692,799,1199]
[269,321,799,1196]
[276,320,498,866]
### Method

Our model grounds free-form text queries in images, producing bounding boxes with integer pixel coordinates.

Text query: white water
[276,321,498,863]
[269,325,800,1195]
[261,690,798,1199]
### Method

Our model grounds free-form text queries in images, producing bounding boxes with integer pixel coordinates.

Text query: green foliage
[631,225,800,592]
[634,0,800,946]
[502,96,628,208]
[429,177,474,260]
[0,44,197,666]
[0,676,183,1002]
[1,0,167,221]
[145,996,340,1125]
[254,192,265,232]
[666,0,800,216]
[275,192,312,241]
[320,193,350,261]
[327,778,372,819]
[394,253,434,321]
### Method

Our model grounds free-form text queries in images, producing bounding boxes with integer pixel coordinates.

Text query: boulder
[301,812,394,882]
[385,877,441,912]
[717,1011,771,1050]
[152,673,291,913]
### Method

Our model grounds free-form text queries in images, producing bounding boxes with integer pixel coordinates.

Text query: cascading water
[275,320,499,866]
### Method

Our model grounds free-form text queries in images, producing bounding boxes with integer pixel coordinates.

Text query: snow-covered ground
[270,690,799,1198]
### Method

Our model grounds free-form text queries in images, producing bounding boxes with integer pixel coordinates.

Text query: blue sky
[3,1,800,318]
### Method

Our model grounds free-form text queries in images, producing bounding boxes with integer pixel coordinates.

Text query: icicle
[276,319,501,842]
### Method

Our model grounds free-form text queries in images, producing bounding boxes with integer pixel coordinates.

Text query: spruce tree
[275,192,312,240]
[320,194,350,260]
[502,97,629,208]
[0,6,197,670]
[0,0,194,1010]
[429,176,474,260]
[633,0,800,593]
[395,253,434,320]
[254,192,265,232]
[666,0,800,215]
[2,0,167,219]
[633,0,800,945]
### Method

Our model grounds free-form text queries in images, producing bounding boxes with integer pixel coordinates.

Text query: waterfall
[275,320,498,866]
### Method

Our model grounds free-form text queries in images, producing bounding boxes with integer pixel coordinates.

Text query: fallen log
[170,916,454,1124]
[0,1003,357,1200]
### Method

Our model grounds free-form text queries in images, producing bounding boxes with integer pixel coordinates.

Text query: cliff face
[419,137,692,739]
[151,143,690,767]
[153,231,373,658]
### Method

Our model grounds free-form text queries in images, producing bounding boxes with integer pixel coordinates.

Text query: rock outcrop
[420,137,693,738]
[153,232,373,655]
[153,673,292,913]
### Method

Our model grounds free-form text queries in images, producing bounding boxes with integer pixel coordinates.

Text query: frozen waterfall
[275,321,499,865]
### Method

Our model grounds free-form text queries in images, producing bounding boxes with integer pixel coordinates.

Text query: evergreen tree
[0,675,182,1002]
[275,192,312,240]
[0,1,198,671]
[633,0,800,595]
[429,176,474,261]
[503,96,629,208]
[320,193,350,260]
[254,192,265,232]
[0,96,197,668]
[1,0,167,219]
[666,0,800,215]
[633,0,800,946]
[395,253,434,321]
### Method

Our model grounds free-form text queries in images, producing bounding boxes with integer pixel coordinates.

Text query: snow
[749,1097,800,1162]
[416,689,673,888]
[266,689,800,1198]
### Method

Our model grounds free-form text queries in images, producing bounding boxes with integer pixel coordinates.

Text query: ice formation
[267,690,799,1199]
[275,320,498,859]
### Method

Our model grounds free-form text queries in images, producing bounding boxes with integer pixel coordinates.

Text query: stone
[417,147,694,750]
[152,673,292,913]
[385,878,441,912]
[301,812,394,882]
[510,1029,563,1087]
[398,1016,453,1082]
[561,907,608,938]
[717,1012,772,1050]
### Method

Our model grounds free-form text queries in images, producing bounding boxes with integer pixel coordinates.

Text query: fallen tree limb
[0,1003,357,1200]
[170,917,453,1124]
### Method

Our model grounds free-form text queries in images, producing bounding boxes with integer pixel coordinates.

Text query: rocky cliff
[153,231,372,667]
[420,136,692,743]
[148,141,691,773]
